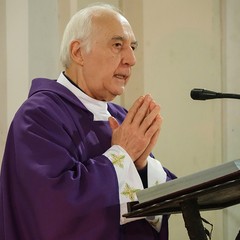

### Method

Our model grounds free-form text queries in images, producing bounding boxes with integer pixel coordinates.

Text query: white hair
[59,3,122,68]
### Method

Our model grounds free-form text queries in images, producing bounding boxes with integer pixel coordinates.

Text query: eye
[131,43,138,51]
[113,42,123,49]
[131,45,136,51]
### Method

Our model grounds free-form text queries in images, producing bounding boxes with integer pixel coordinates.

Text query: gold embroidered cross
[121,183,140,201]
[110,153,125,168]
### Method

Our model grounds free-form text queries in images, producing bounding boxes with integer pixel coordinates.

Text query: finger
[134,129,161,169]
[108,116,120,131]
[140,104,161,133]
[123,95,145,125]
[144,114,162,139]
[148,128,161,147]
[149,100,157,111]
[130,94,153,126]
[141,127,161,161]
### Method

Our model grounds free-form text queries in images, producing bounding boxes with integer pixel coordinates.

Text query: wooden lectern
[124,159,240,240]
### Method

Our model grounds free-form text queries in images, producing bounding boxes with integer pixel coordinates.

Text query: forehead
[91,10,136,42]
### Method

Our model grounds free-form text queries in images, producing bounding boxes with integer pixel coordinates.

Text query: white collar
[57,72,111,121]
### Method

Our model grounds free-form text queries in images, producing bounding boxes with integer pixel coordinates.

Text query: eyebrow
[112,35,138,47]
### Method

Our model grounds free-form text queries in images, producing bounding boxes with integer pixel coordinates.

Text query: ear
[69,40,84,66]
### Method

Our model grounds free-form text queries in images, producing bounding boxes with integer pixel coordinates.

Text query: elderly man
[0,3,176,240]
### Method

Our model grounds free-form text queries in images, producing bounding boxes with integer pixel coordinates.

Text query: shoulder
[12,79,81,128]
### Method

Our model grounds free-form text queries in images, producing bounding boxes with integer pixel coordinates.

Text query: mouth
[113,74,128,80]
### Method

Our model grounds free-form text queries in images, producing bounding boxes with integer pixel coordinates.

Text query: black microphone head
[190,88,206,100]
[190,88,219,100]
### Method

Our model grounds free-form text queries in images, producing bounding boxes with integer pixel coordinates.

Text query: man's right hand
[109,94,162,169]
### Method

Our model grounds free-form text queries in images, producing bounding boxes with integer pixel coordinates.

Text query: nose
[122,47,136,67]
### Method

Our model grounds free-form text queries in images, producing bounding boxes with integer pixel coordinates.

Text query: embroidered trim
[110,153,125,168]
[121,183,140,201]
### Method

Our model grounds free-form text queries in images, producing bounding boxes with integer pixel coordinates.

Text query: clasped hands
[109,94,162,170]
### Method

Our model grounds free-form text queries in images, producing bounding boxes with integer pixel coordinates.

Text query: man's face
[80,12,137,101]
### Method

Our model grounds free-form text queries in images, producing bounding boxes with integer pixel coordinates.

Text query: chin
[107,92,123,102]
[105,87,125,101]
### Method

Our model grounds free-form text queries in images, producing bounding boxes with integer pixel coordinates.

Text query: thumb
[108,116,119,131]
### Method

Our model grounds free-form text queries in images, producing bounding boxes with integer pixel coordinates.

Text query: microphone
[190,88,240,100]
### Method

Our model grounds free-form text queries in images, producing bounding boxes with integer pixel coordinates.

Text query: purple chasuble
[0,78,175,240]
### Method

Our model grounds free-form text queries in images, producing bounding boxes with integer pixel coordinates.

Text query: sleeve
[103,145,145,224]
[5,100,121,240]
[103,147,173,232]
[146,156,177,232]
[142,157,166,232]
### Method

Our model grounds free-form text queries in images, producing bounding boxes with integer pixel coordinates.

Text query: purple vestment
[0,78,175,240]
